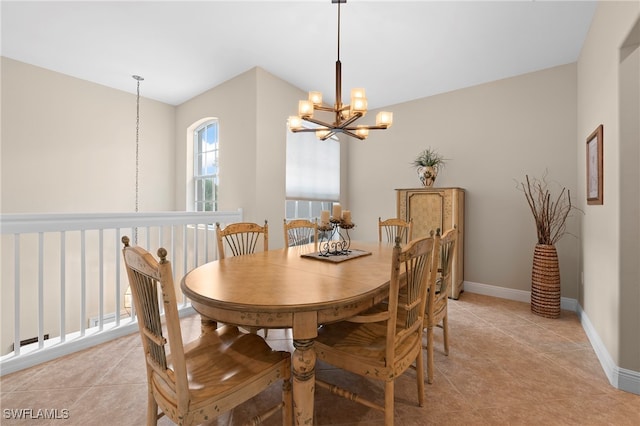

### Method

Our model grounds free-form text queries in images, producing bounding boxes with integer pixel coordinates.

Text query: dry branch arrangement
[520,174,573,245]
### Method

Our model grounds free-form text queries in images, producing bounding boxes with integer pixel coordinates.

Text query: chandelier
[287,0,393,140]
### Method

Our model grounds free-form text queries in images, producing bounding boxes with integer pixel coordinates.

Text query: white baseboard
[463,281,640,396]
[462,280,577,311]
[576,304,640,395]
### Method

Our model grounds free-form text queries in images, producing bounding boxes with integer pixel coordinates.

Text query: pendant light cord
[337,1,341,61]
[132,75,144,244]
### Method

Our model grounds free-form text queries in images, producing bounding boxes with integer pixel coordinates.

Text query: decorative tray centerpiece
[301,205,371,263]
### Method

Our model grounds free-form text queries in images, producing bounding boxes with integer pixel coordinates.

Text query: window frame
[193,119,219,212]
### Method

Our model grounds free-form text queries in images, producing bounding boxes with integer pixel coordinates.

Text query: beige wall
[1,58,176,353]
[174,69,256,216]
[255,68,307,249]
[347,64,580,299]
[1,57,176,213]
[577,1,639,373]
[174,67,305,248]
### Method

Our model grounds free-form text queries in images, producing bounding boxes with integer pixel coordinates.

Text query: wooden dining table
[180,240,395,425]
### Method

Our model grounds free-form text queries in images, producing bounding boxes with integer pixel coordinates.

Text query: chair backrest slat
[379,217,413,244]
[284,218,318,249]
[387,233,440,363]
[216,221,269,259]
[438,227,457,295]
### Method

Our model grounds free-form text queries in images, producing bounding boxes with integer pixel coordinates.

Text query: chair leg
[416,348,425,407]
[147,393,158,426]
[282,373,292,426]
[384,380,394,426]
[426,325,434,384]
[442,315,449,356]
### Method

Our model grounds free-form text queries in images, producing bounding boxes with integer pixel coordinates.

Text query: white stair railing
[0,210,242,375]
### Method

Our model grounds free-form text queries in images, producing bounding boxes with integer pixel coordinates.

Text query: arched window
[194,120,219,211]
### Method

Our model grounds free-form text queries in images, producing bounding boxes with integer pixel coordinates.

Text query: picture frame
[586,124,603,205]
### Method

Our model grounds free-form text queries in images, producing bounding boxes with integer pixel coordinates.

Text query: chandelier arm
[320,131,337,141]
[302,117,334,128]
[336,113,362,128]
[343,124,389,131]
[341,129,366,140]
[314,105,339,113]
[291,128,322,133]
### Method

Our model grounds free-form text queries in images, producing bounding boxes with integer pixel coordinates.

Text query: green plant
[412,148,446,172]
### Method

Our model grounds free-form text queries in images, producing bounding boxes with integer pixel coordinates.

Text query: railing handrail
[1,210,243,234]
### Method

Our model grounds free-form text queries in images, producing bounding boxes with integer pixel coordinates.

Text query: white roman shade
[286,127,340,202]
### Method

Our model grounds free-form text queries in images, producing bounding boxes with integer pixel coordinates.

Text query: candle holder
[318,218,355,257]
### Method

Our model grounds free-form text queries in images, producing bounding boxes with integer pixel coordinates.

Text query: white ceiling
[1,0,597,108]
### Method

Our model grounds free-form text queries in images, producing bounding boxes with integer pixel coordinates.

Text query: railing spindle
[38,232,44,349]
[1,210,243,375]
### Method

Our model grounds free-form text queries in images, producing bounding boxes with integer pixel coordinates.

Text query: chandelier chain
[135,79,140,214]
[133,75,144,244]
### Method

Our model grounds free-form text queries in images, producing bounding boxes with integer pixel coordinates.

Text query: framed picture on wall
[586,124,604,205]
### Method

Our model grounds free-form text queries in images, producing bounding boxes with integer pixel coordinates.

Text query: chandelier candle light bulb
[288,116,303,130]
[309,91,323,105]
[316,129,332,139]
[351,88,365,99]
[356,126,369,138]
[376,111,393,127]
[351,97,367,114]
[298,100,314,118]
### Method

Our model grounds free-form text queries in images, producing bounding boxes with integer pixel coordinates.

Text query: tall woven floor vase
[531,244,561,318]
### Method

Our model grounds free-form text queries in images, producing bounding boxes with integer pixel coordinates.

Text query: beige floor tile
[1,292,638,425]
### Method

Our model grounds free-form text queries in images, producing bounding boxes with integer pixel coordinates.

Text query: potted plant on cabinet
[413,148,447,187]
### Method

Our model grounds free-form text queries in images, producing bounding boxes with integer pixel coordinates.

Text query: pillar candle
[332,204,342,220]
[342,210,352,225]
[320,210,330,226]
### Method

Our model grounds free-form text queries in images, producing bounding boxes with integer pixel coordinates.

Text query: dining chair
[424,226,457,384]
[283,218,318,250]
[216,220,268,260]
[120,236,292,426]
[378,217,413,244]
[215,220,270,336]
[314,234,441,426]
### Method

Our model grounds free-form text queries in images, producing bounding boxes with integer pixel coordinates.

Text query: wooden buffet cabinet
[396,187,465,299]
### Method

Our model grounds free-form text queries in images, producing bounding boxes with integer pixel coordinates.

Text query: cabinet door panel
[408,191,443,238]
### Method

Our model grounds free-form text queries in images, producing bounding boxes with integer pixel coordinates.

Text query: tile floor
[1,292,638,425]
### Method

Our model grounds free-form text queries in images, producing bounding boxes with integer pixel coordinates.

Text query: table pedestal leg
[292,338,316,425]
[200,317,217,335]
